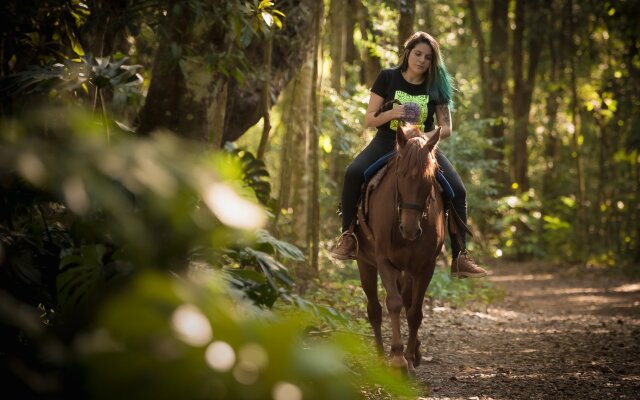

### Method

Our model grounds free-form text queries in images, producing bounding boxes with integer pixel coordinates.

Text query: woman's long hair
[400,31,455,107]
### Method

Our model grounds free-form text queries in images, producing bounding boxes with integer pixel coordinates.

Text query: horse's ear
[396,125,408,148]
[426,126,441,152]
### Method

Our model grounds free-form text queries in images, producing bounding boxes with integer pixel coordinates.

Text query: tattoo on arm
[437,104,451,127]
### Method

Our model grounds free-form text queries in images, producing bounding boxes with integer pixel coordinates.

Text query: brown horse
[355,124,445,375]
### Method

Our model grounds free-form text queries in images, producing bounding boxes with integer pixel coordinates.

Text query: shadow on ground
[413,261,640,400]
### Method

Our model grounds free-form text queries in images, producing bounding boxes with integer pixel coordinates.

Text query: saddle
[355,151,472,245]
[363,150,455,198]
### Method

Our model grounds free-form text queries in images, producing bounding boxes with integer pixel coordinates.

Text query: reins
[374,100,435,238]
[393,151,434,228]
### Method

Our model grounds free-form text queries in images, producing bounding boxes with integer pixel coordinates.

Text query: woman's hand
[388,104,405,120]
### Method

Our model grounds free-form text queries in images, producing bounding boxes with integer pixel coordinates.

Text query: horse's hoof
[388,355,409,376]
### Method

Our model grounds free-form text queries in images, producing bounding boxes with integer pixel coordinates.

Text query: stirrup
[332,231,359,260]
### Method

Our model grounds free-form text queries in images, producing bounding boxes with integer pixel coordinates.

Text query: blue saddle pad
[362,151,455,199]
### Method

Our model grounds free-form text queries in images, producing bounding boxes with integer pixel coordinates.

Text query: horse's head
[395,124,440,241]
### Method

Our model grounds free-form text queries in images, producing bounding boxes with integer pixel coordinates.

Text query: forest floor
[405,261,640,399]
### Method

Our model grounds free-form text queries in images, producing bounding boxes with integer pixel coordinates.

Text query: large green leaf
[57,244,108,311]
[255,228,305,261]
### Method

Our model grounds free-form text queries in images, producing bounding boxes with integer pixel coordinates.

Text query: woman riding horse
[354,123,445,373]
[330,31,487,279]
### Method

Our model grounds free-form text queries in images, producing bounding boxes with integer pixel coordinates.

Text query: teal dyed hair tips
[432,56,455,111]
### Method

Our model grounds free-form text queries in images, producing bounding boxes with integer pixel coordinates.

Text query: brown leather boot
[329,231,357,260]
[451,253,488,278]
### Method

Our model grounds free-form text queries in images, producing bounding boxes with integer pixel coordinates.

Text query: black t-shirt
[370,67,446,135]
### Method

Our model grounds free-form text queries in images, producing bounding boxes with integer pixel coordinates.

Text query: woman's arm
[433,104,452,139]
[364,92,405,128]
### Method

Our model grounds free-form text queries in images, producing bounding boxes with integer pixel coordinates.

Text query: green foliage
[57,244,111,311]
[316,261,500,321]
[76,270,416,400]
[428,267,502,307]
[358,1,399,63]
[0,107,417,398]
[224,143,275,210]
[0,0,90,68]
[492,191,545,259]
[0,54,143,96]
[0,107,306,313]
[319,85,372,235]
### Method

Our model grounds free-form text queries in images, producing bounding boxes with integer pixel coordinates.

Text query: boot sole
[329,252,357,261]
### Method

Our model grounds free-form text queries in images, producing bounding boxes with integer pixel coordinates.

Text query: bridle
[394,154,434,222]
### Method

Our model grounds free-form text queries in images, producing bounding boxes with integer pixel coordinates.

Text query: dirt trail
[415,261,640,400]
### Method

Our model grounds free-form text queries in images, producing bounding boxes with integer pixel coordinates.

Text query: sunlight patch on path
[489,273,553,283]
[612,283,640,293]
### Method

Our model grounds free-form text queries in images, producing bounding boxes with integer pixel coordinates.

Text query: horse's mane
[396,128,438,180]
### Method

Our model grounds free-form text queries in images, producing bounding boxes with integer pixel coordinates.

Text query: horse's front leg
[357,261,384,354]
[377,262,407,371]
[404,267,435,374]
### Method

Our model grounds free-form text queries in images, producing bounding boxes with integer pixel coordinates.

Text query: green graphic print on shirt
[389,90,429,131]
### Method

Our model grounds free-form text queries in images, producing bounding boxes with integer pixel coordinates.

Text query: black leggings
[340,131,468,257]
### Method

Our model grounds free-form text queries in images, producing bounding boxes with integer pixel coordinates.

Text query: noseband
[394,157,433,221]
[396,192,432,220]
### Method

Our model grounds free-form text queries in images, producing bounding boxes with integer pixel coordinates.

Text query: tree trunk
[345,0,358,65]
[541,0,562,201]
[511,0,526,191]
[257,35,274,160]
[222,1,317,143]
[510,0,544,192]
[210,81,228,149]
[356,0,382,87]
[397,0,416,53]
[566,0,585,255]
[467,0,487,103]
[486,0,509,191]
[570,56,585,254]
[275,82,297,221]
[137,2,221,141]
[468,0,509,192]
[289,61,313,251]
[307,0,323,273]
[417,2,434,34]
[137,1,316,144]
[329,0,346,91]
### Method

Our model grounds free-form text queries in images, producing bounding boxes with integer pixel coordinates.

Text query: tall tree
[345,0,358,66]
[257,35,274,160]
[355,0,382,87]
[566,0,586,253]
[329,0,346,91]
[467,0,509,192]
[397,0,416,51]
[137,1,316,145]
[275,83,296,224]
[286,61,313,252]
[510,0,544,191]
[307,0,323,272]
[541,0,565,201]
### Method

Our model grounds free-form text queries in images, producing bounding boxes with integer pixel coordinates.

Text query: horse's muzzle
[399,223,422,241]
